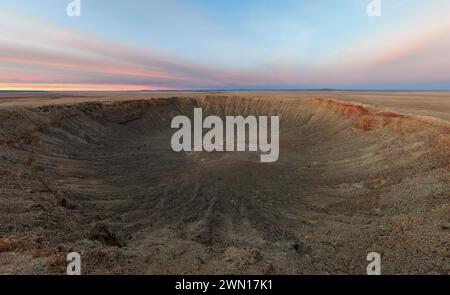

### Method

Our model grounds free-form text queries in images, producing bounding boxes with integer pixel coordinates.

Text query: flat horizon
[2,89,450,93]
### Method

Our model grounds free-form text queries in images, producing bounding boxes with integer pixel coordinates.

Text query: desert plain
[0,91,448,274]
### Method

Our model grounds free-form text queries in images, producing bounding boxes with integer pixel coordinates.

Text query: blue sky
[1,0,450,90]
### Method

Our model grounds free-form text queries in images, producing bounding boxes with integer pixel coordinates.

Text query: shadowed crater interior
[0,96,448,274]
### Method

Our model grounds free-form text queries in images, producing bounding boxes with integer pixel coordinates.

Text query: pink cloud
[1,7,450,90]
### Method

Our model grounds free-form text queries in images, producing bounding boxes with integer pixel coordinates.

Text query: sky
[1,0,450,91]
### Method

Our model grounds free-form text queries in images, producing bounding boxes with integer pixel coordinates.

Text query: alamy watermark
[67,1,381,19]
[66,252,81,275]
[367,252,381,275]
[170,108,280,163]
[67,0,81,17]
[64,251,380,275]
[367,0,382,17]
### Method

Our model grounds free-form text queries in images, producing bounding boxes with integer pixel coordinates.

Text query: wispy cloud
[0,9,240,90]
[1,2,450,90]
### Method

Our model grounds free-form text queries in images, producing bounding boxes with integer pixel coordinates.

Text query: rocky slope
[0,96,448,274]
